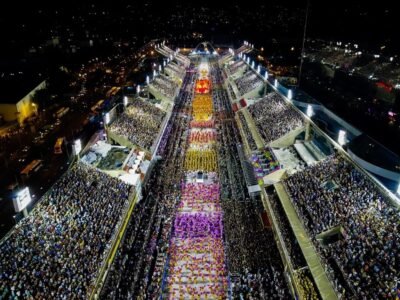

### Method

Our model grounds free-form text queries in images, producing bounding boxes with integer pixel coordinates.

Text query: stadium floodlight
[307,104,314,117]
[274,79,278,88]
[136,85,141,94]
[288,89,293,100]
[338,130,346,146]
[146,75,150,85]
[123,96,128,107]
[74,139,82,155]
[13,187,32,213]
[264,71,268,80]
[104,112,110,125]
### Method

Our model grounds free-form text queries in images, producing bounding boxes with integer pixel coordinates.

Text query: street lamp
[306,104,313,117]
[338,130,346,146]
[104,113,110,125]
[288,89,293,100]
[74,139,82,159]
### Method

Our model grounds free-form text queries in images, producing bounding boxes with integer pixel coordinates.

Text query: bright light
[338,130,346,146]
[159,65,162,72]
[123,96,128,106]
[105,112,110,125]
[146,75,150,84]
[251,61,255,68]
[307,104,314,117]
[13,187,32,212]
[257,65,261,73]
[246,57,250,64]
[397,183,400,195]
[163,61,166,67]
[153,70,156,77]
[136,85,141,94]
[213,51,217,55]
[288,89,293,100]
[274,79,278,88]
[264,71,268,80]
[390,57,394,62]
[74,139,82,155]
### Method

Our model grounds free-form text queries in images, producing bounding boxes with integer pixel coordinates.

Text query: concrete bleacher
[293,143,317,166]
[305,141,326,161]
[264,184,338,300]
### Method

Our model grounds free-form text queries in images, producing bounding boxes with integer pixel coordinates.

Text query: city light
[13,187,32,213]
[307,104,314,117]
[123,96,128,106]
[74,139,82,155]
[274,79,278,88]
[288,89,293,100]
[338,130,346,146]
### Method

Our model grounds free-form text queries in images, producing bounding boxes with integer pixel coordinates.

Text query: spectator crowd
[285,154,400,298]
[249,92,304,143]
[0,163,131,299]
[109,98,166,150]
[234,69,264,96]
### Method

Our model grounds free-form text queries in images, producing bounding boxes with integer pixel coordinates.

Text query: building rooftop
[0,74,45,104]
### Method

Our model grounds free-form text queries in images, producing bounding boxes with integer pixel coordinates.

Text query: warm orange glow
[195,79,210,94]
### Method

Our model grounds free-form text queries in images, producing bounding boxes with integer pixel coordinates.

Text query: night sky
[0,1,397,55]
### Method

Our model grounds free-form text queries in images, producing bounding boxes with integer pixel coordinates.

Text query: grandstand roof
[348,134,400,173]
